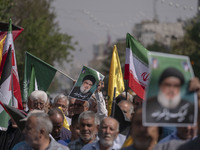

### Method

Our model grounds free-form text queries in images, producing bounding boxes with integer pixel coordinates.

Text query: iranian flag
[124,33,149,99]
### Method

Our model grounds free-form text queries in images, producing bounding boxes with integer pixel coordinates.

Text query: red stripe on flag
[12,73,23,109]
[128,72,145,99]
[124,64,129,80]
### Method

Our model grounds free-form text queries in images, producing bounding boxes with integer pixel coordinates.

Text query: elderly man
[146,67,194,123]
[67,111,99,150]
[12,110,69,150]
[73,99,89,115]
[48,108,71,142]
[82,117,119,150]
[53,94,69,115]
[70,75,96,100]
[28,90,49,113]
[118,100,134,121]
[53,94,71,125]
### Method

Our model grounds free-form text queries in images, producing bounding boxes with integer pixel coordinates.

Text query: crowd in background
[0,77,200,150]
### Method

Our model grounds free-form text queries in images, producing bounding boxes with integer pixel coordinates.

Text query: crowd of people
[0,76,200,150]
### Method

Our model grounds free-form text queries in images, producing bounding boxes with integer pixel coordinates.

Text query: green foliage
[172,16,200,78]
[1,0,77,88]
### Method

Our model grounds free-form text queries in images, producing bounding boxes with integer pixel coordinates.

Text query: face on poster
[143,52,197,127]
[68,66,104,101]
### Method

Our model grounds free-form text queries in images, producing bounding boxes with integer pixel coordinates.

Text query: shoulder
[81,141,99,150]
[50,140,70,150]
[153,139,187,150]
[12,141,31,150]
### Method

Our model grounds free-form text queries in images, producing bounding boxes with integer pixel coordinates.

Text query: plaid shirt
[67,137,98,150]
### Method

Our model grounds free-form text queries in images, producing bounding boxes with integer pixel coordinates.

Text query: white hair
[29,90,48,103]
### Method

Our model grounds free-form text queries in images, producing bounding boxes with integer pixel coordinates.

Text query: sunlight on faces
[80,80,93,94]
[79,117,98,143]
[99,117,119,147]
[158,77,182,109]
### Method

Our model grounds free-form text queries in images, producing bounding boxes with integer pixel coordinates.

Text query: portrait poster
[68,66,104,101]
[143,52,197,127]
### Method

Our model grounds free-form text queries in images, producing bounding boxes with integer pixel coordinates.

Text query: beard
[80,131,96,143]
[157,90,181,109]
[80,85,90,94]
[99,134,114,147]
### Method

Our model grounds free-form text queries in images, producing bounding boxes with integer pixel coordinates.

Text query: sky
[52,0,198,75]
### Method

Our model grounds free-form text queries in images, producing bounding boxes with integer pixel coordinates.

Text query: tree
[172,16,200,78]
[1,0,77,87]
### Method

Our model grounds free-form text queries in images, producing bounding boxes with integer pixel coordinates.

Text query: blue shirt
[158,131,180,144]
[81,141,117,150]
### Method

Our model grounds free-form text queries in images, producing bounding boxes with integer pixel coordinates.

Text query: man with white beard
[146,67,194,124]
[81,117,119,150]
[70,75,96,100]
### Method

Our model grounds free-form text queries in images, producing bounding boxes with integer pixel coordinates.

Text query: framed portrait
[143,52,197,126]
[68,66,104,101]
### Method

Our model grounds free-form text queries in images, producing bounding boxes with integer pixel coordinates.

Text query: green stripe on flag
[126,33,148,65]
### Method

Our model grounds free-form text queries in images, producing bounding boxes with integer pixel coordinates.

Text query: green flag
[23,52,57,101]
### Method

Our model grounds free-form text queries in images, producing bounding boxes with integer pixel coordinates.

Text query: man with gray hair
[28,90,49,113]
[118,100,134,121]
[53,94,71,125]
[82,117,119,150]
[12,110,69,150]
[67,111,99,150]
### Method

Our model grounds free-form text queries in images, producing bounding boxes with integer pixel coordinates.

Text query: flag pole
[125,80,128,100]
[111,87,116,117]
[56,69,75,81]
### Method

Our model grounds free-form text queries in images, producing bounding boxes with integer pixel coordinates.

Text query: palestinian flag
[23,52,57,101]
[0,46,13,128]
[0,21,24,42]
[124,33,149,99]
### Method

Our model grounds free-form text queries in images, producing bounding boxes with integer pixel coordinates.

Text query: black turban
[159,67,185,85]
[82,75,96,85]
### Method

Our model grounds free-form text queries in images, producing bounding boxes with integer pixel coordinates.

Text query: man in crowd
[12,110,69,150]
[70,75,96,100]
[67,111,99,150]
[82,117,119,150]
[48,108,71,142]
[29,90,49,113]
[73,99,89,115]
[158,125,198,144]
[118,100,134,121]
[122,107,159,150]
[68,97,76,118]
[53,94,71,125]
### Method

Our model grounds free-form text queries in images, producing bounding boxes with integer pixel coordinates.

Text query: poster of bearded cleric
[143,52,197,126]
[69,66,104,101]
